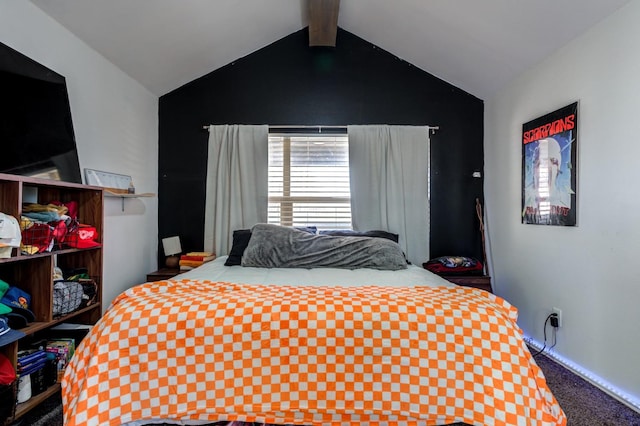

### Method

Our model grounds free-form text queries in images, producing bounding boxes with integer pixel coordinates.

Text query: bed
[62,225,566,426]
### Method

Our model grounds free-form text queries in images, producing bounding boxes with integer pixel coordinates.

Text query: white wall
[485,0,640,407]
[0,1,159,308]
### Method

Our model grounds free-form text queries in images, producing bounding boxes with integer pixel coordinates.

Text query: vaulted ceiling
[30,0,630,99]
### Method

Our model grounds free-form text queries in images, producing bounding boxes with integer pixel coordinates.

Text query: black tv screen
[0,42,82,183]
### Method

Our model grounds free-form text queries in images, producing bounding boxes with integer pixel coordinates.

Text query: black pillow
[224,226,318,266]
[318,229,399,243]
[224,229,252,266]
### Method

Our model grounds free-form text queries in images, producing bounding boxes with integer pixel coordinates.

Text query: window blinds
[268,134,351,229]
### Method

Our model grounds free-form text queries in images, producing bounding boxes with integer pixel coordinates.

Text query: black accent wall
[158,28,484,264]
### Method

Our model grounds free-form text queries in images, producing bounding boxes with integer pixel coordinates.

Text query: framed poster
[522,102,578,226]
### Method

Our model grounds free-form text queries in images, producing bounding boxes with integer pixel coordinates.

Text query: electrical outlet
[552,307,562,328]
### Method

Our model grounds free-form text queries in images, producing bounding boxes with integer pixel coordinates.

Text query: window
[268,133,351,229]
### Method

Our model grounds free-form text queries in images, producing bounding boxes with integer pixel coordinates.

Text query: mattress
[62,257,566,426]
[176,256,457,288]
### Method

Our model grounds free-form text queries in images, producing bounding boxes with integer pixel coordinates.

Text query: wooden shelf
[0,172,103,423]
[104,191,155,198]
[104,191,154,210]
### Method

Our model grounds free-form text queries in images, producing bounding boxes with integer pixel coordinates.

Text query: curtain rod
[201,124,440,134]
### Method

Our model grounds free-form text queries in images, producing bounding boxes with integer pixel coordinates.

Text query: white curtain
[204,125,268,256]
[348,125,430,265]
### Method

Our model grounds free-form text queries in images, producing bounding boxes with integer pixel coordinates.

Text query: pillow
[224,229,252,266]
[319,229,408,263]
[318,229,399,243]
[422,256,484,276]
[242,224,407,270]
[224,226,317,266]
[293,226,318,235]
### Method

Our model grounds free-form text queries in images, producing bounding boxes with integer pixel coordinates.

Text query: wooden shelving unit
[0,172,103,424]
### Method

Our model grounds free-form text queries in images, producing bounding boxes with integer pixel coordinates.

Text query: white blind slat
[268,134,352,229]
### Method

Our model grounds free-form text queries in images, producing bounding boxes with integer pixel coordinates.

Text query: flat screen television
[0,41,82,183]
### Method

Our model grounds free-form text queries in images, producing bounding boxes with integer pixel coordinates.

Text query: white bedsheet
[174,255,456,288]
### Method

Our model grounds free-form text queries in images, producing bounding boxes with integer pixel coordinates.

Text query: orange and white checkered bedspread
[62,280,566,426]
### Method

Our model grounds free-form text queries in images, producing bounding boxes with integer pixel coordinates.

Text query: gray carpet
[11,352,640,426]
[534,353,640,425]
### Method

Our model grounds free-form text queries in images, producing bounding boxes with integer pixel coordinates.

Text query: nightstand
[441,275,492,293]
[146,268,181,282]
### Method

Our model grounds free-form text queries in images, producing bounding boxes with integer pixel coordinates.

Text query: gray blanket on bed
[242,223,408,270]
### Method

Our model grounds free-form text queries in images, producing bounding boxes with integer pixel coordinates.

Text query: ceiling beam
[308,0,340,47]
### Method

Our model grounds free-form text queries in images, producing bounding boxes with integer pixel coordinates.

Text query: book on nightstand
[179,252,216,270]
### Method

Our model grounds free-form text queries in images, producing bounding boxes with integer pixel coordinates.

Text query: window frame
[267,132,352,229]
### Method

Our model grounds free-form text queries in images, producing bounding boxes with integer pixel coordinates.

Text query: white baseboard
[525,337,640,414]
